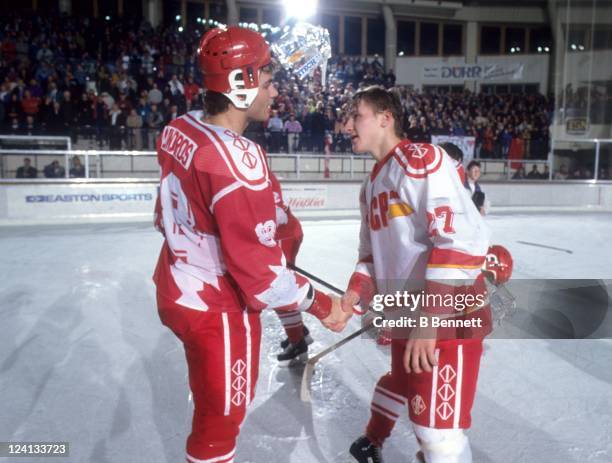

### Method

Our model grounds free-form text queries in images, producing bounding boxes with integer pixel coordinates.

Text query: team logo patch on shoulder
[394,143,443,179]
[160,125,197,169]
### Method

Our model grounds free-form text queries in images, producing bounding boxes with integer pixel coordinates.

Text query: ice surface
[0,212,611,462]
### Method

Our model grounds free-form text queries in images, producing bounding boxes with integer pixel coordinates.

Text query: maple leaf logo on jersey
[255,220,277,247]
[394,143,443,179]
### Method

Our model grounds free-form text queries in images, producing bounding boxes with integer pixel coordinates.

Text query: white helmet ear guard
[224,69,260,109]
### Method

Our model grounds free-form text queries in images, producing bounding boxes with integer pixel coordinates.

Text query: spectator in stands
[43,160,65,178]
[45,101,65,135]
[168,74,185,105]
[21,115,39,135]
[310,102,327,152]
[267,109,283,153]
[512,166,526,179]
[284,113,302,154]
[69,156,85,178]
[540,165,550,180]
[526,164,541,179]
[108,103,125,150]
[5,93,22,124]
[554,164,569,180]
[465,160,485,215]
[20,90,40,118]
[16,157,37,178]
[147,83,163,106]
[500,126,512,159]
[126,108,144,150]
[163,104,177,124]
[481,125,495,158]
[146,104,164,148]
[183,76,200,110]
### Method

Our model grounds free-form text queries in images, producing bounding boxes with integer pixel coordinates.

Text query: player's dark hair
[440,142,464,162]
[204,90,231,115]
[353,86,404,138]
[467,160,481,170]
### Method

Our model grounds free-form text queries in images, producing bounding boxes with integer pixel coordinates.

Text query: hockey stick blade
[300,320,376,402]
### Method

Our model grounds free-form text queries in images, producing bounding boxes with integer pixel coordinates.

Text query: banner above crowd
[431,135,476,166]
[422,63,524,81]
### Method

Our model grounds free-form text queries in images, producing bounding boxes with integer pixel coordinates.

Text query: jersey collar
[370,138,412,182]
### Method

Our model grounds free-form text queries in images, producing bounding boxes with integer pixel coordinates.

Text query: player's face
[247,71,278,122]
[344,101,383,155]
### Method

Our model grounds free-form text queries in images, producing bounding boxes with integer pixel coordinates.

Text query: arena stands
[0,12,559,168]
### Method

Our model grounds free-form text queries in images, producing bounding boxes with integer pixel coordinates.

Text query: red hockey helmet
[197,26,271,109]
[484,245,514,285]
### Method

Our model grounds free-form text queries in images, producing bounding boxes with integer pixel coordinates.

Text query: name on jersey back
[160,126,197,169]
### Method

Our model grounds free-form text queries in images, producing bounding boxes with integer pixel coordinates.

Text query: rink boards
[1,179,612,225]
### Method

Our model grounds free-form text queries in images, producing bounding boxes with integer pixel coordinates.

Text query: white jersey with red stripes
[153,110,311,313]
[353,140,491,308]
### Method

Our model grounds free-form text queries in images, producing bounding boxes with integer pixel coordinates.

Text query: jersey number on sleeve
[427,206,455,237]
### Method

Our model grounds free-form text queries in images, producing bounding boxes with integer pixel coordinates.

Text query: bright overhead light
[178,26,184,32]
[537,46,543,52]
[398,51,405,56]
[578,45,585,50]
[175,15,181,22]
[571,43,577,50]
[544,46,550,52]
[283,0,318,20]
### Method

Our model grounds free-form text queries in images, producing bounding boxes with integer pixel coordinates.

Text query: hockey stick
[287,264,378,401]
[288,263,344,295]
[300,319,376,402]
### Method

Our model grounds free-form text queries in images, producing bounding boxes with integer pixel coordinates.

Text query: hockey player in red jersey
[341,86,491,463]
[153,26,351,463]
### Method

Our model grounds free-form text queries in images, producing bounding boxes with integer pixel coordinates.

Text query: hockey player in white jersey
[341,87,491,463]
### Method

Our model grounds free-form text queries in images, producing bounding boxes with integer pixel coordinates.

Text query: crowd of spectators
[15,155,85,178]
[0,12,600,180]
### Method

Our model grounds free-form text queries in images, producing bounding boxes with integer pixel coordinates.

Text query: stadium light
[105,15,111,21]
[175,15,181,22]
[283,0,318,19]
[398,51,405,56]
[544,46,550,52]
[178,26,184,32]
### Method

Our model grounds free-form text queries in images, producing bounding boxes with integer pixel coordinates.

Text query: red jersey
[153,111,314,314]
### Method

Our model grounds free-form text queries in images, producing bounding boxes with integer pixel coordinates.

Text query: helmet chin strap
[224,69,260,109]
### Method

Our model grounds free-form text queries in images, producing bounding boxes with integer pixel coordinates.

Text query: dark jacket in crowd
[16,165,38,178]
